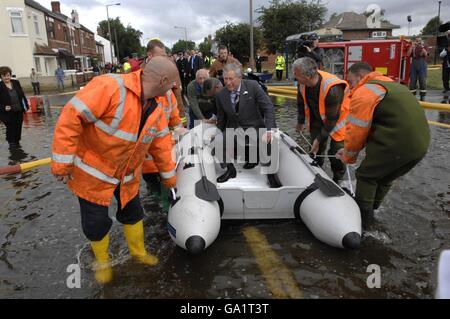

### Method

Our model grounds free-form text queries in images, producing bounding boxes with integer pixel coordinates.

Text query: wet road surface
[0,93,449,299]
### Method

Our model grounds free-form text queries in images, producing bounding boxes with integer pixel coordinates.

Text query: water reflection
[438,111,450,124]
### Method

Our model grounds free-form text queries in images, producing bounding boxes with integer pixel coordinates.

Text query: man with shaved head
[51,56,178,284]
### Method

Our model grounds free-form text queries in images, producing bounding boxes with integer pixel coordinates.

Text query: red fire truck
[318,38,412,84]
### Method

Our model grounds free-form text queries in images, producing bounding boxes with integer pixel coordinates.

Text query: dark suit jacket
[215,79,276,131]
[188,55,204,79]
[176,58,189,80]
[0,79,28,123]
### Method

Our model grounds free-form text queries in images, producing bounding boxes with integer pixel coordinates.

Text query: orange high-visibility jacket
[299,70,350,141]
[142,90,182,174]
[51,71,176,206]
[342,72,392,164]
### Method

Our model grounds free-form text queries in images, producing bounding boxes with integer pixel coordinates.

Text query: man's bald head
[141,56,179,100]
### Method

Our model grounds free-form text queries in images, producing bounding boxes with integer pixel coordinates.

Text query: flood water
[0,93,449,299]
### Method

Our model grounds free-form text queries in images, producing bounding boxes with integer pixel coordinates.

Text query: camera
[295,34,317,59]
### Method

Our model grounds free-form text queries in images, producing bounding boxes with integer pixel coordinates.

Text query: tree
[421,16,443,35]
[171,40,196,54]
[214,22,262,62]
[257,0,327,54]
[198,35,213,57]
[98,18,144,62]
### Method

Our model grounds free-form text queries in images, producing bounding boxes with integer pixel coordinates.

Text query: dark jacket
[188,55,204,79]
[0,79,28,122]
[215,79,276,131]
[176,57,189,79]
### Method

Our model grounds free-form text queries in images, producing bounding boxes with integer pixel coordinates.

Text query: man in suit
[214,63,277,183]
[189,50,203,82]
[255,54,262,73]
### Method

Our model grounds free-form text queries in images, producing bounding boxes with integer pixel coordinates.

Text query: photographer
[296,34,324,69]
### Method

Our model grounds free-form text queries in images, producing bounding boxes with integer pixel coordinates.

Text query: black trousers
[32,82,40,95]
[276,70,283,81]
[310,127,345,182]
[78,187,144,241]
[443,67,450,91]
[3,111,23,144]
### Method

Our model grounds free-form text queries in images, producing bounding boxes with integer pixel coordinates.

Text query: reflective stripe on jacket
[299,70,350,141]
[143,89,181,174]
[343,72,391,163]
[51,70,176,206]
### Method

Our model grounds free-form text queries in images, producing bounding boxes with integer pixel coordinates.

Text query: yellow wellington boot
[90,234,113,284]
[123,220,159,266]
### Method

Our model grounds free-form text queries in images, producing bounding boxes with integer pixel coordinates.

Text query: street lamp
[434,0,442,65]
[407,15,412,37]
[106,3,120,64]
[174,26,188,52]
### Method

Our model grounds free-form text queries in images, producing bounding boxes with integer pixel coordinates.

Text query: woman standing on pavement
[0,66,29,146]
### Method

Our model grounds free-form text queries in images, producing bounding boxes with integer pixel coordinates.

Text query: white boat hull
[168,124,361,253]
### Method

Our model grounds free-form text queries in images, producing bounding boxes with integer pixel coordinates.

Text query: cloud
[33,0,450,48]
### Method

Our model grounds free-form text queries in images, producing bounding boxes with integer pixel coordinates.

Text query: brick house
[323,12,400,40]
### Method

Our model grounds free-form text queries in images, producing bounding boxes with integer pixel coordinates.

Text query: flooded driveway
[0,93,449,299]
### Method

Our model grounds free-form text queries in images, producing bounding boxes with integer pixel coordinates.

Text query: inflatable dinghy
[167,124,361,254]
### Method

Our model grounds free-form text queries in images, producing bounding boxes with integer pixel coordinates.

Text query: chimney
[71,10,79,24]
[97,27,104,38]
[51,1,61,13]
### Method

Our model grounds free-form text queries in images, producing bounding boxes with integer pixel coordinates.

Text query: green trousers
[355,156,425,214]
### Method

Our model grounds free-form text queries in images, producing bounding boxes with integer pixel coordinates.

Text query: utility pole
[174,26,188,52]
[106,3,120,64]
[249,0,254,69]
[434,0,442,65]
[114,28,120,63]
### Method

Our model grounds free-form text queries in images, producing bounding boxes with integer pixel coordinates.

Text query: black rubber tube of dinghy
[294,183,319,219]
[218,198,224,217]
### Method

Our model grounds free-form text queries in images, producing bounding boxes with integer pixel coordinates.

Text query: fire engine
[318,38,412,84]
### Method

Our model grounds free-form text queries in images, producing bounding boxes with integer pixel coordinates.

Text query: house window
[34,57,41,73]
[33,15,40,35]
[63,27,69,42]
[372,31,387,38]
[9,10,24,34]
[48,21,55,39]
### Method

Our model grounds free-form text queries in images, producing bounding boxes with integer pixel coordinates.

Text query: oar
[0,157,52,175]
[279,133,344,197]
[193,133,221,202]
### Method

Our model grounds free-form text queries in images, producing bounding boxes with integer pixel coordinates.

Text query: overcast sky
[34,0,450,48]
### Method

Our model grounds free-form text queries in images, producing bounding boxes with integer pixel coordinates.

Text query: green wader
[354,80,430,223]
